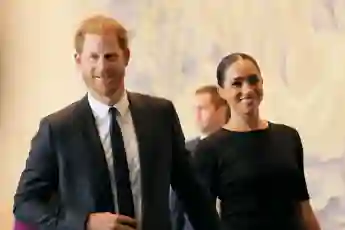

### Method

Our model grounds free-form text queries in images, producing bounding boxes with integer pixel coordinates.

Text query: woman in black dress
[193,53,320,230]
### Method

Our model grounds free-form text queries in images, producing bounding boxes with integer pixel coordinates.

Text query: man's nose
[95,57,106,71]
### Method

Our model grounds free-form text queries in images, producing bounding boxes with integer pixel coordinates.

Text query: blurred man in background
[170,85,230,230]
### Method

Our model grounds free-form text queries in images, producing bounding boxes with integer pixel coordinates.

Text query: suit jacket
[13,93,220,230]
[14,220,36,230]
[185,138,201,155]
[170,137,201,230]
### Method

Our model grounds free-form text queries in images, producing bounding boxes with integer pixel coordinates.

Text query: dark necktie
[109,107,135,218]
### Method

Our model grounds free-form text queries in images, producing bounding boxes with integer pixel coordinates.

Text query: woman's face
[219,59,263,116]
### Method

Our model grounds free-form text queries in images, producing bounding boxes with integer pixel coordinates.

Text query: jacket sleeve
[168,102,221,230]
[13,118,88,230]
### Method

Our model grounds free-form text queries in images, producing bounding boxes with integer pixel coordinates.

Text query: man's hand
[87,212,137,230]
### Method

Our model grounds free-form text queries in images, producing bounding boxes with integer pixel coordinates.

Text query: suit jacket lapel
[127,92,155,225]
[72,93,154,215]
[73,95,114,212]
[128,92,154,184]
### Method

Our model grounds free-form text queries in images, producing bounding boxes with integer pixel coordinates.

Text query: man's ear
[74,52,81,65]
[124,48,130,66]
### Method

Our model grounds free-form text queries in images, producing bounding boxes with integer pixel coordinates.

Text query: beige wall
[1,0,345,229]
[0,1,115,228]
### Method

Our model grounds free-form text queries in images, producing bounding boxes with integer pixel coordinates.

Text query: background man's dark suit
[185,138,201,156]
[170,84,228,230]
[170,137,200,230]
[13,93,220,230]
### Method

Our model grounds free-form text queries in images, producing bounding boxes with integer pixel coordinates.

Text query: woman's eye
[232,81,242,87]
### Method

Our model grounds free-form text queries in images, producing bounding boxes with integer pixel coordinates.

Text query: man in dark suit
[170,85,230,230]
[187,85,230,154]
[13,15,220,230]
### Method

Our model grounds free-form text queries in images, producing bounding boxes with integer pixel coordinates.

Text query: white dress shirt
[88,92,142,224]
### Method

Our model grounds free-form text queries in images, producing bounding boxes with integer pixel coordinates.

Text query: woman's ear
[217,86,226,100]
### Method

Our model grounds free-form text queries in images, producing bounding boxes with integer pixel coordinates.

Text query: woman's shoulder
[268,121,301,141]
[193,130,230,162]
[196,129,231,152]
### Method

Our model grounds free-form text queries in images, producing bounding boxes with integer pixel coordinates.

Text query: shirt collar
[87,91,129,119]
[200,134,207,140]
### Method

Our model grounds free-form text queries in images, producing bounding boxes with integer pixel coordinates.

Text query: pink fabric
[14,220,36,230]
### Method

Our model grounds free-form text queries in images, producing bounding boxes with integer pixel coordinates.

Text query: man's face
[75,33,130,102]
[194,93,226,134]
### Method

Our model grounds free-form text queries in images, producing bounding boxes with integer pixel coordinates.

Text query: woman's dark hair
[216,52,261,87]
